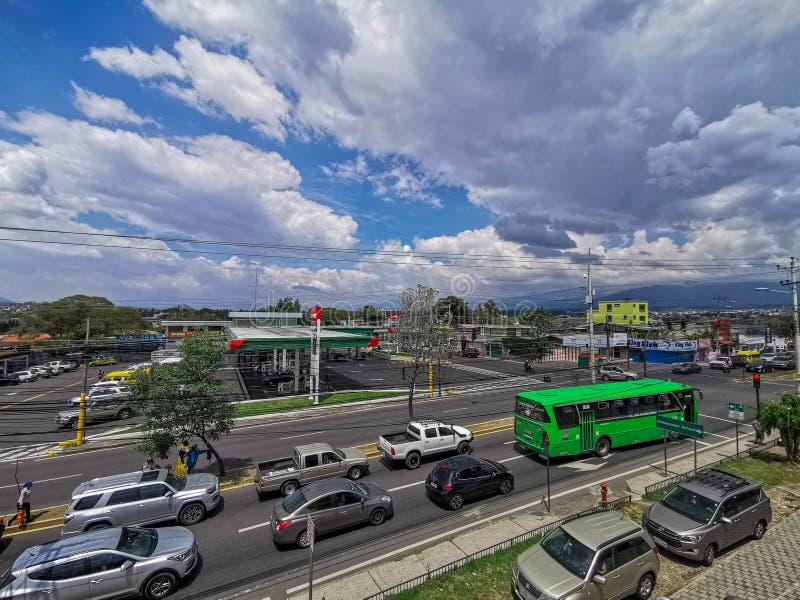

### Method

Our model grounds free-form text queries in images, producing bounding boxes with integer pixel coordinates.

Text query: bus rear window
[515,401,550,422]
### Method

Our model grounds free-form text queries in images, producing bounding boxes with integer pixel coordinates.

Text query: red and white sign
[309,306,322,325]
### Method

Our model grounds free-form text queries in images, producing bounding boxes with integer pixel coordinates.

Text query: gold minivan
[513,512,659,600]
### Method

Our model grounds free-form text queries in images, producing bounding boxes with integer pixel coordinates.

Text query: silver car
[513,512,659,600]
[0,526,198,600]
[62,469,221,535]
[56,397,136,430]
[271,478,393,548]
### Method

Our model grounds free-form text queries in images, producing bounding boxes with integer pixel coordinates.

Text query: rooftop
[516,378,692,406]
[562,511,639,550]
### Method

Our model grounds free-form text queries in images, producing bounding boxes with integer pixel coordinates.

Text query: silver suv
[62,469,221,535]
[513,511,659,600]
[56,396,136,430]
[642,469,771,566]
[0,526,198,600]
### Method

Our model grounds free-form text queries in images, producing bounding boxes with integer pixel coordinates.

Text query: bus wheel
[595,436,611,458]
[668,431,679,443]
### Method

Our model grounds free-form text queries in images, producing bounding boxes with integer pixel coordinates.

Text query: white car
[708,357,733,370]
[68,385,131,407]
[598,365,638,381]
[14,370,37,382]
[48,360,75,372]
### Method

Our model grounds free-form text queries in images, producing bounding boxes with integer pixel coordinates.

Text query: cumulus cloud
[71,83,154,125]
[86,45,186,79]
[670,107,702,137]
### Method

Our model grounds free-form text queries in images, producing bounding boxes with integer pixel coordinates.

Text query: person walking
[17,481,33,528]
[186,444,210,474]
[180,439,190,454]
[98,368,104,380]
[174,450,188,476]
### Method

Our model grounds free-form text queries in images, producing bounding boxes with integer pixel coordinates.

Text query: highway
[0,359,788,599]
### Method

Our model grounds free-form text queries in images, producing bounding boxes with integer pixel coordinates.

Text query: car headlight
[168,548,193,561]
[380,495,392,503]
[680,534,704,542]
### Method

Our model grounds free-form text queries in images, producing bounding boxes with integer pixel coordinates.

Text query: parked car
[462,347,480,358]
[31,365,53,378]
[48,360,76,372]
[68,385,131,407]
[671,363,702,375]
[642,469,771,566]
[0,372,20,386]
[271,478,393,548]
[771,354,795,370]
[708,357,733,370]
[0,526,199,600]
[379,419,473,469]
[254,442,369,498]
[62,469,220,535]
[759,352,777,362]
[745,360,773,373]
[14,370,38,382]
[57,396,137,430]
[89,355,118,366]
[425,455,513,510]
[513,511,659,600]
[598,365,638,381]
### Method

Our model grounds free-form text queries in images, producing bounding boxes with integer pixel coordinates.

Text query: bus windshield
[514,400,549,422]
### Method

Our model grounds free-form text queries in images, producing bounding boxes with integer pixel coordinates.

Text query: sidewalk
[670,508,800,600]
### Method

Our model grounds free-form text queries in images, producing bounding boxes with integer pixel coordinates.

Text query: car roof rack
[691,469,750,493]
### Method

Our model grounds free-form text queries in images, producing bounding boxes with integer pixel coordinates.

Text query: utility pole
[586,248,596,383]
[779,257,800,393]
[249,270,260,308]
[77,315,90,446]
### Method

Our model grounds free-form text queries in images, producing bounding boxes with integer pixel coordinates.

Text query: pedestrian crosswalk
[0,443,56,463]
[448,362,520,379]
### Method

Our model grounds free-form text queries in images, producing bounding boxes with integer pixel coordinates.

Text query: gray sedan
[271,478,393,548]
[0,526,198,600]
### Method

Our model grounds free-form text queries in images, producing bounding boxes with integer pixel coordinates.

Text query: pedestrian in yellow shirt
[174,450,188,476]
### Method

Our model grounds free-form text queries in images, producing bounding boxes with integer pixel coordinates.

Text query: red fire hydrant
[600,482,608,507]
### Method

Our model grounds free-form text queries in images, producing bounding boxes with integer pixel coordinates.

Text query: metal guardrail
[644,439,780,497]
[362,496,631,600]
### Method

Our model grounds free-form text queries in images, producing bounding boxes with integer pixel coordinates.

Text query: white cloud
[86,45,186,79]
[670,107,702,137]
[71,82,154,125]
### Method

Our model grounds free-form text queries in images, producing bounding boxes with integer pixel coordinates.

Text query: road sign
[307,514,315,552]
[656,415,704,439]
[728,402,744,421]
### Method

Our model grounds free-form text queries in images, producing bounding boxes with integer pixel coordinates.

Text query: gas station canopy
[227,326,374,351]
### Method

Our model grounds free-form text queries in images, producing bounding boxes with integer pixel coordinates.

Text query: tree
[18,295,148,338]
[398,285,438,420]
[269,297,301,312]
[767,313,795,339]
[361,305,382,325]
[519,308,552,332]
[475,299,500,324]
[435,296,471,327]
[759,392,800,463]
[162,305,228,321]
[130,333,236,475]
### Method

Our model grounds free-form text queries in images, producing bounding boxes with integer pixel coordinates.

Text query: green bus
[514,379,700,458]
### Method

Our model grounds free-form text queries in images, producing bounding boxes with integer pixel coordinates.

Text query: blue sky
[1,1,798,307]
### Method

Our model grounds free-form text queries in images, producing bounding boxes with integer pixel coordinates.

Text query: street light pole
[76,315,90,446]
[586,248,596,384]
[780,257,800,393]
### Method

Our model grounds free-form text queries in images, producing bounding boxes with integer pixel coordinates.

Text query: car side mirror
[120,560,135,572]
[164,490,174,498]
[720,516,732,524]
[592,574,607,585]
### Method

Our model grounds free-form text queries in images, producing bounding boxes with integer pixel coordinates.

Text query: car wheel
[625,376,634,381]
[369,508,387,526]
[448,493,464,511]
[68,418,79,430]
[347,466,363,480]
[117,408,133,419]
[635,573,655,600]
[405,452,421,470]
[85,522,111,532]
[456,441,471,455]
[752,520,767,540]
[178,502,206,526]
[701,543,716,566]
[595,436,611,458]
[143,571,178,600]
[499,478,513,495]
[296,529,310,548]
[602,374,610,381]
[281,480,300,496]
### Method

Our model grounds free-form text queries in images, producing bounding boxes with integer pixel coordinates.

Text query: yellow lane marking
[4,522,63,537]
[0,378,95,410]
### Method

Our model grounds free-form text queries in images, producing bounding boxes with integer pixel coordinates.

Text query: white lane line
[503,440,516,445]
[285,433,745,596]
[369,378,384,381]
[696,440,712,447]
[238,521,269,533]
[279,431,323,440]
[442,407,470,413]
[706,432,732,440]
[498,455,528,463]
[0,473,83,489]
[700,413,737,424]
[388,481,425,492]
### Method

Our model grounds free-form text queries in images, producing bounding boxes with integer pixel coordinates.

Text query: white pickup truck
[379,420,474,469]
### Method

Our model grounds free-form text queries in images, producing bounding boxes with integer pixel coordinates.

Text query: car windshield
[661,486,718,523]
[541,526,595,578]
[334,448,346,460]
[116,527,158,557]
[282,489,308,514]
[348,480,368,495]
[164,473,187,491]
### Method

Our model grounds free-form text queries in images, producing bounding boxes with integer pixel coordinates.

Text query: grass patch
[234,390,402,418]
[616,501,648,523]
[719,454,800,487]
[388,537,540,600]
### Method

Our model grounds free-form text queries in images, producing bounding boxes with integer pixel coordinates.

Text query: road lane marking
[503,440,516,445]
[387,481,425,492]
[706,432,732,440]
[442,407,469,413]
[0,473,82,489]
[0,377,94,410]
[238,522,269,533]
[700,413,737,424]
[279,431,323,440]
[696,440,712,447]
[498,455,527,463]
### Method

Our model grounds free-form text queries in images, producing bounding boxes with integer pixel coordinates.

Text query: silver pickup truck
[254,442,370,498]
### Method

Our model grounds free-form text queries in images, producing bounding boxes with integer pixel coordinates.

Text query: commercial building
[587,300,648,326]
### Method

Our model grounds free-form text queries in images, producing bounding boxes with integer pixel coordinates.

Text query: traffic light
[752,373,761,389]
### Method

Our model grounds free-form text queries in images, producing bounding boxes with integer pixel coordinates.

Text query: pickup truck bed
[381,431,415,444]
[256,457,297,476]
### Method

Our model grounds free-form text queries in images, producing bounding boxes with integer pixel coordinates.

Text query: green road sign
[728,402,744,412]
[656,414,704,439]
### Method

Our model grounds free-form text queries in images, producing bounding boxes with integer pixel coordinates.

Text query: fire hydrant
[600,482,608,507]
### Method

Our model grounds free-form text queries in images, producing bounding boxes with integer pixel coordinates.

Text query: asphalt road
[0,361,790,599]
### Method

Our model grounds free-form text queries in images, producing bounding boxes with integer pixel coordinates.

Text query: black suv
[425,455,513,510]
[0,373,20,386]
[746,361,773,373]
[642,469,771,566]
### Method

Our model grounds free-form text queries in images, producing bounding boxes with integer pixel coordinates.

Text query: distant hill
[0,297,14,305]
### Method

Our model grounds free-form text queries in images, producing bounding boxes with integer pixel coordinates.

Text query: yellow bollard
[76,391,86,446]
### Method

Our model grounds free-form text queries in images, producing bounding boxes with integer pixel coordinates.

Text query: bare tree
[398,285,439,420]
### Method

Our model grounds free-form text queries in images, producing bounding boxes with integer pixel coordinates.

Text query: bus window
[657,394,671,410]
[627,397,641,415]
[515,401,551,422]
[596,401,612,421]
[644,396,656,408]
[554,405,578,429]
[612,398,626,417]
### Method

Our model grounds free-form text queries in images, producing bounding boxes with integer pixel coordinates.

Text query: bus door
[578,407,596,453]
[685,389,701,423]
